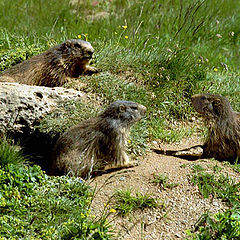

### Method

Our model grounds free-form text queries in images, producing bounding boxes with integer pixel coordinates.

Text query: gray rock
[0,82,86,134]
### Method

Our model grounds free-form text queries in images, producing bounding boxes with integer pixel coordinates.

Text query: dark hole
[34,92,43,100]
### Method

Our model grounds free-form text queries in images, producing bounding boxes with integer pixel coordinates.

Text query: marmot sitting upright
[192,93,240,161]
[49,100,147,178]
[0,39,98,87]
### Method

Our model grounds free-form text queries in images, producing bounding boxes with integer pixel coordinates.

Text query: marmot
[192,93,240,161]
[49,100,146,178]
[0,39,98,87]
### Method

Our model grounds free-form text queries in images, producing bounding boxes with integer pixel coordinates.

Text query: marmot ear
[119,105,126,112]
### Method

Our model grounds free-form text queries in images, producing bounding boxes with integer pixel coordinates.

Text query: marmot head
[64,39,94,62]
[100,100,147,126]
[191,93,233,120]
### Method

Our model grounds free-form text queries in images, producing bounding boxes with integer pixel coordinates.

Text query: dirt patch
[90,137,240,239]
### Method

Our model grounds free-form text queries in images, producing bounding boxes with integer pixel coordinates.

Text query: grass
[0,140,113,239]
[0,0,239,143]
[189,206,240,240]
[0,138,26,166]
[149,118,197,143]
[192,172,240,205]
[0,0,239,239]
[151,173,179,189]
[191,165,240,206]
[112,189,161,216]
[38,99,100,136]
[189,163,240,239]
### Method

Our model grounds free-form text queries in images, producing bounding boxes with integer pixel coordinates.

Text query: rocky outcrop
[0,82,87,169]
[0,82,86,134]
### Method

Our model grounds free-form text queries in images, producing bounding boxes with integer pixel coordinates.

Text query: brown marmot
[49,100,147,178]
[0,39,98,87]
[192,93,240,161]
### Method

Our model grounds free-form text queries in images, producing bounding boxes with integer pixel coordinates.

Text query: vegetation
[0,0,239,239]
[190,206,240,240]
[0,141,113,239]
[112,189,160,216]
[0,0,239,142]
[0,138,26,166]
[151,173,179,189]
[189,163,240,239]
[191,164,240,206]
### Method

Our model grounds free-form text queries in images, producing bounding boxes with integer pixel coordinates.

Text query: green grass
[0,168,113,239]
[189,163,240,239]
[0,0,239,143]
[149,118,196,142]
[112,189,161,216]
[0,0,239,239]
[191,166,240,206]
[0,138,26,166]
[38,99,100,136]
[191,164,205,174]
[189,206,240,240]
[151,173,179,189]
[0,140,113,239]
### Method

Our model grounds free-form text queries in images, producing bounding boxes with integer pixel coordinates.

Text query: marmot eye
[201,96,206,100]
[87,50,93,55]
[131,106,138,110]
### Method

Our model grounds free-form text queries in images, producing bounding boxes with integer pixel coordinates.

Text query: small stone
[119,176,126,181]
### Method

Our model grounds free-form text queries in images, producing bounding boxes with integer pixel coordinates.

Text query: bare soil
[90,136,240,240]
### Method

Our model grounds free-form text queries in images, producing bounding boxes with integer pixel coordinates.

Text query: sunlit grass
[0,1,239,239]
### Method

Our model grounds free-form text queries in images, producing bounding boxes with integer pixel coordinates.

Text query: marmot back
[192,93,240,161]
[0,39,98,87]
[50,100,146,178]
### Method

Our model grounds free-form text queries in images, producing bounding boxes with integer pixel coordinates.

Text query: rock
[0,82,87,170]
[0,82,86,134]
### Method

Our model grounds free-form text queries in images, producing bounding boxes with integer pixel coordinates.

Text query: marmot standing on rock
[192,93,240,161]
[49,100,146,178]
[0,39,98,87]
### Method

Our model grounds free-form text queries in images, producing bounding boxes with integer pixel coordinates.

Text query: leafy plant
[0,138,26,166]
[191,171,240,205]
[190,206,240,240]
[151,173,179,189]
[113,189,161,216]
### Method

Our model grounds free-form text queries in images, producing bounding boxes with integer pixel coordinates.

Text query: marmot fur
[192,93,240,161]
[50,100,146,178]
[0,39,98,87]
